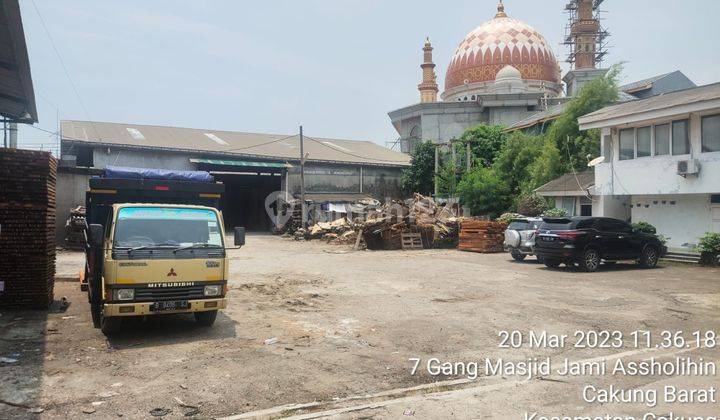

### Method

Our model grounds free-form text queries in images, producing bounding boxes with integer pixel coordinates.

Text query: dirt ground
[1,234,718,419]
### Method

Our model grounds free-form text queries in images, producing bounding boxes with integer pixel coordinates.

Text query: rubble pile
[64,205,86,249]
[0,148,57,309]
[458,219,507,253]
[360,194,459,250]
[288,194,459,249]
[300,218,358,244]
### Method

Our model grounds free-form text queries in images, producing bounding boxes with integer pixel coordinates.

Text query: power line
[303,135,406,164]
[29,0,101,139]
[221,133,301,153]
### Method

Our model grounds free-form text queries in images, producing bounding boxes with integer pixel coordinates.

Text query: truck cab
[82,167,244,335]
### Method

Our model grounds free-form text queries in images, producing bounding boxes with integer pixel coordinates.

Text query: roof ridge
[60,119,383,145]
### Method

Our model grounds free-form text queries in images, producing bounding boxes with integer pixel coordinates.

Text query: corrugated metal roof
[504,103,568,132]
[190,158,290,168]
[619,72,672,93]
[61,120,410,167]
[535,171,594,194]
[0,0,37,123]
[579,83,720,126]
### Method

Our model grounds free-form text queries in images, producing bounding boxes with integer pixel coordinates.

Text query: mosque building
[388,0,605,153]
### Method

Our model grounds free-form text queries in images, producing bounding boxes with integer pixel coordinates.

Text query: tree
[546,65,621,172]
[456,166,511,219]
[492,131,546,198]
[400,141,435,196]
[457,124,507,167]
[516,193,550,217]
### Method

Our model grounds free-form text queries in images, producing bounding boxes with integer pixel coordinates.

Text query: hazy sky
[17,0,720,151]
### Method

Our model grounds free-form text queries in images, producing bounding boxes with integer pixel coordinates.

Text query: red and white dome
[443,3,561,100]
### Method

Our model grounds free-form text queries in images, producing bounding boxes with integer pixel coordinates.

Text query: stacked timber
[0,148,57,309]
[458,219,507,253]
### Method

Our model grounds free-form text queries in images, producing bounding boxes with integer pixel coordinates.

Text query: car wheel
[544,259,561,268]
[510,250,527,261]
[194,310,218,327]
[101,316,122,336]
[581,248,601,272]
[639,246,659,269]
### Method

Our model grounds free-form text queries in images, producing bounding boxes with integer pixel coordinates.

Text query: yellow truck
[82,167,244,335]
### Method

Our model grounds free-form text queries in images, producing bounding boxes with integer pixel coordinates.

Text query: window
[702,114,720,153]
[637,126,651,157]
[711,194,720,204]
[600,219,631,233]
[619,128,635,160]
[561,197,576,216]
[672,120,689,155]
[580,204,592,216]
[654,124,670,155]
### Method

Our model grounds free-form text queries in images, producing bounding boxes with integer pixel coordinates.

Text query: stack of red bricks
[0,148,58,309]
[458,219,507,253]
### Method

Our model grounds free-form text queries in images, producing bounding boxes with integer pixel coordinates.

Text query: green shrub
[497,212,523,224]
[543,208,567,217]
[698,232,720,254]
[631,221,657,234]
[456,166,511,219]
[516,194,549,217]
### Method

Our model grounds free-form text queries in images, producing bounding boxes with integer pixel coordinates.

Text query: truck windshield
[113,207,222,249]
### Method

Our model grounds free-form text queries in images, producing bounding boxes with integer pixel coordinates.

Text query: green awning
[190,158,290,168]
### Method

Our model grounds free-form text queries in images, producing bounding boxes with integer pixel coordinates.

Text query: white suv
[503,217,543,261]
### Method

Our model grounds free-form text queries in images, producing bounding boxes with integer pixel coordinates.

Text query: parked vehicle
[534,217,666,272]
[82,166,245,336]
[503,217,543,261]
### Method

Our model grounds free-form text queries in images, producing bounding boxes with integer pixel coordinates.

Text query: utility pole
[8,122,17,148]
[299,125,306,227]
[434,144,439,197]
[466,141,472,172]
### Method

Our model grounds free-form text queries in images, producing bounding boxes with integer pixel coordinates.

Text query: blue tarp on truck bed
[103,166,214,183]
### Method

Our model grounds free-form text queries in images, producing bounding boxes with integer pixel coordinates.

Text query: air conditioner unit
[677,159,700,177]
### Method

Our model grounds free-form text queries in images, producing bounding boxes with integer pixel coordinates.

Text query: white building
[578,83,720,250]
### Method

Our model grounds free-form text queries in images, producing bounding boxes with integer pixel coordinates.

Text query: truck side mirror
[234,227,246,247]
[89,224,104,247]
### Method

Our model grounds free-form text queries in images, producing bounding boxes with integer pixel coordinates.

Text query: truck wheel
[101,316,122,336]
[91,303,102,328]
[581,248,601,272]
[194,310,218,327]
[639,246,659,269]
[544,259,561,268]
[510,250,526,261]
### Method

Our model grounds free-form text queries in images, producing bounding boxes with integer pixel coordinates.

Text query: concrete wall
[56,170,92,244]
[93,147,194,171]
[630,194,716,249]
[284,163,403,200]
[592,194,631,222]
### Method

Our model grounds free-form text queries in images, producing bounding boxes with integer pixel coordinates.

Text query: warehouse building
[56,120,409,241]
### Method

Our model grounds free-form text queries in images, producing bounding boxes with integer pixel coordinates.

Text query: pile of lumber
[64,205,86,249]
[360,194,459,250]
[458,219,507,253]
[0,148,57,309]
[296,217,358,244]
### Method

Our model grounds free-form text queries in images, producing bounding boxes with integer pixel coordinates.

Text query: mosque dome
[442,1,561,101]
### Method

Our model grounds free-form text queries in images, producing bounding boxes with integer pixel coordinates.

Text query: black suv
[534,217,666,272]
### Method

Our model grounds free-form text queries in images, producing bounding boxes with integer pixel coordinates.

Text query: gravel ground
[0,234,718,419]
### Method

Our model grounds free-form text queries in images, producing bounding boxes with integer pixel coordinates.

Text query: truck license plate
[151,300,189,312]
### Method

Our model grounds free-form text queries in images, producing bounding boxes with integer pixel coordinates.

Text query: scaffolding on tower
[563,0,610,69]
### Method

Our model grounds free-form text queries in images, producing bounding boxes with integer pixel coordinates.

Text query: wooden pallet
[401,232,423,250]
